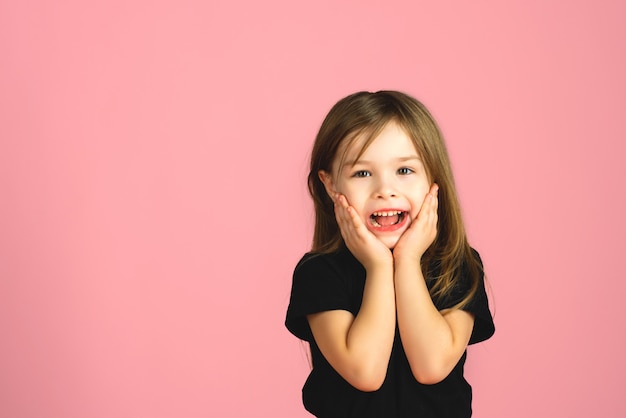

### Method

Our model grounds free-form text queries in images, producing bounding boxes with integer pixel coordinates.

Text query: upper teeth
[372,211,403,217]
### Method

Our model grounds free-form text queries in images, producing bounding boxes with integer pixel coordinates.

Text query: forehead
[338,122,419,166]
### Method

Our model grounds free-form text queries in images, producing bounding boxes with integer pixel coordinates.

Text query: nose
[373,175,398,199]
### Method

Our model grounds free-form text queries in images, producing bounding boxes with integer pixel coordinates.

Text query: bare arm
[394,260,474,384]
[308,262,395,391]
[392,185,473,384]
[307,193,396,392]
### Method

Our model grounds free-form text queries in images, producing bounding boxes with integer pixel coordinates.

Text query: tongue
[375,214,399,226]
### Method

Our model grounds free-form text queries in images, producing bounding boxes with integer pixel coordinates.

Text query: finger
[431,191,438,216]
[338,195,361,227]
[420,194,435,225]
[415,191,434,222]
[333,199,351,233]
[428,193,439,232]
[411,194,436,232]
[334,194,362,240]
[425,192,437,220]
[335,194,350,214]
[336,196,354,230]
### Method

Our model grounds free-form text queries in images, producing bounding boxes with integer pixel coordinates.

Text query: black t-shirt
[285,248,495,418]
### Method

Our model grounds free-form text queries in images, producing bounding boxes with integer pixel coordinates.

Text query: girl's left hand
[393,184,439,262]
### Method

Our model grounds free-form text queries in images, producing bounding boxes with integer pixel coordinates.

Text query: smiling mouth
[369,210,407,228]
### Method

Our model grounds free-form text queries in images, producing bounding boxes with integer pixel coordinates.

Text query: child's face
[321,121,432,249]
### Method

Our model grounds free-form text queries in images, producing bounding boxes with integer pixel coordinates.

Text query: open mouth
[369,210,407,228]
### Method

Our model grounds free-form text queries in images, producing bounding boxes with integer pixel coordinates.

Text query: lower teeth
[371,213,404,227]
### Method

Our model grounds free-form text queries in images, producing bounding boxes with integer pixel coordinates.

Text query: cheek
[411,199,425,217]
[340,189,370,219]
[336,183,360,204]
[410,188,430,216]
[333,177,349,196]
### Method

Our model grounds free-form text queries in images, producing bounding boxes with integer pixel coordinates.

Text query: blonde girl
[286,91,494,418]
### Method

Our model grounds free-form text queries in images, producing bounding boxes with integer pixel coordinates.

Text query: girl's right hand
[334,193,393,271]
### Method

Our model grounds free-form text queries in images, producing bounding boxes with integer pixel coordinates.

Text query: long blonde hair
[308,91,479,309]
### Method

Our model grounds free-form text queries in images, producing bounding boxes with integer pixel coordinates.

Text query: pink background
[1,1,625,417]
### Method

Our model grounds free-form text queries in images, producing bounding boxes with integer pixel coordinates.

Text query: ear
[318,170,337,202]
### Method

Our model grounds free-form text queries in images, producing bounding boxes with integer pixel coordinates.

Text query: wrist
[392,248,424,263]
[393,254,422,270]
[364,257,394,274]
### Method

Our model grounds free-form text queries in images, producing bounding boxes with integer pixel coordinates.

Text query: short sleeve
[462,250,495,345]
[466,274,495,345]
[433,249,495,345]
[285,252,361,342]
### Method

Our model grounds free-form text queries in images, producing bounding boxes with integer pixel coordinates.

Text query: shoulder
[470,247,482,265]
[285,249,364,341]
[291,249,364,299]
[295,249,361,274]
[464,247,495,344]
[455,247,485,295]
[431,247,494,344]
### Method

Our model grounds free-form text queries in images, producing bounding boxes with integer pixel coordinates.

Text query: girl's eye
[352,170,371,178]
[398,167,414,175]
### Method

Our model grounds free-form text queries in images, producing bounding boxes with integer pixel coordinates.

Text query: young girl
[285,91,495,418]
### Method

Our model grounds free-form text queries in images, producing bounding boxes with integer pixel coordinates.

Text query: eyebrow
[342,155,421,168]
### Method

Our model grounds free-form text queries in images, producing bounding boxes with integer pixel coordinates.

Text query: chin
[379,236,401,250]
